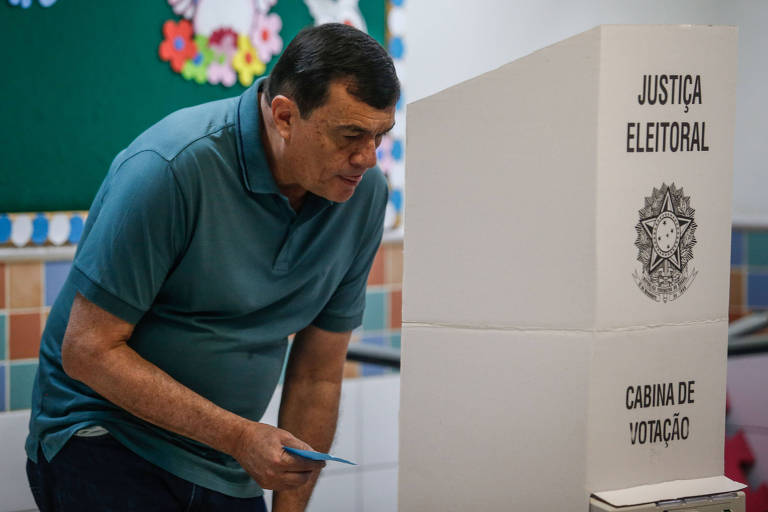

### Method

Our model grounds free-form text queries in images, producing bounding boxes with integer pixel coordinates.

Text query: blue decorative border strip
[0,212,87,248]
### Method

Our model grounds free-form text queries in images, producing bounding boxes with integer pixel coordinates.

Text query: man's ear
[271,95,299,141]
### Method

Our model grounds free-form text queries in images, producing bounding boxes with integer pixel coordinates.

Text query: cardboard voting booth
[400,25,744,511]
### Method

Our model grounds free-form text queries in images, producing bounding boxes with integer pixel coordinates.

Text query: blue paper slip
[283,446,357,465]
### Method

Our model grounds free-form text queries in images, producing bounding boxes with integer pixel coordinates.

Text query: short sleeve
[312,181,388,333]
[71,150,187,324]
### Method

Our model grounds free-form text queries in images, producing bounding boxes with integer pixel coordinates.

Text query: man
[25,23,399,511]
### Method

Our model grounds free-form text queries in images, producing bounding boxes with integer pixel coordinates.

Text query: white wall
[0,411,37,512]
[408,0,768,225]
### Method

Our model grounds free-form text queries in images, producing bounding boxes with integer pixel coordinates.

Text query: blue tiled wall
[731,227,768,316]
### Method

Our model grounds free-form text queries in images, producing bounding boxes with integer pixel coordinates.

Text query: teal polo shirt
[25,78,388,498]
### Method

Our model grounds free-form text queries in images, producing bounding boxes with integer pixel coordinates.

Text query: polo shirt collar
[236,77,281,195]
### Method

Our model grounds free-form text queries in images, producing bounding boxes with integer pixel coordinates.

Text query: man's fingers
[265,470,314,491]
[279,433,314,452]
[280,450,326,471]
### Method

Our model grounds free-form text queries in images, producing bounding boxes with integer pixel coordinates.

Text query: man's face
[284,81,396,203]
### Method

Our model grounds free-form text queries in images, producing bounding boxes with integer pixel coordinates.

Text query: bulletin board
[0,0,386,212]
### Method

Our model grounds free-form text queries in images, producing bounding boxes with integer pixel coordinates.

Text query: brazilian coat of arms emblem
[633,183,698,302]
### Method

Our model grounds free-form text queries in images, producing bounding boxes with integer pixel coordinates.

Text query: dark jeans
[26,433,267,512]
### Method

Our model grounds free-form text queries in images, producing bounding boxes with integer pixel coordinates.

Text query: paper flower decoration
[194,0,255,37]
[251,12,283,62]
[232,34,265,87]
[159,19,198,73]
[207,27,238,87]
[168,0,197,19]
[182,35,213,83]
[253,0,277,12]
[207,57,237,87]
[209,27,238,54]
[158,1,292,87]
[305,0,367,32]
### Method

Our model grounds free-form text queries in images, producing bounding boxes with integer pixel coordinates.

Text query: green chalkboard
[0,0,385,212]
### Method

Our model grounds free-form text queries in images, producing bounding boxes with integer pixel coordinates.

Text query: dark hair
[265,23,400,118]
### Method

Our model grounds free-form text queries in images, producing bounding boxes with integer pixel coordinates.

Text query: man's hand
[61,293,323,491]
[230,421,325,491]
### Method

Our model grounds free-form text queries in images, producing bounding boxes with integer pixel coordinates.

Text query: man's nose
[350,139,378,170]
